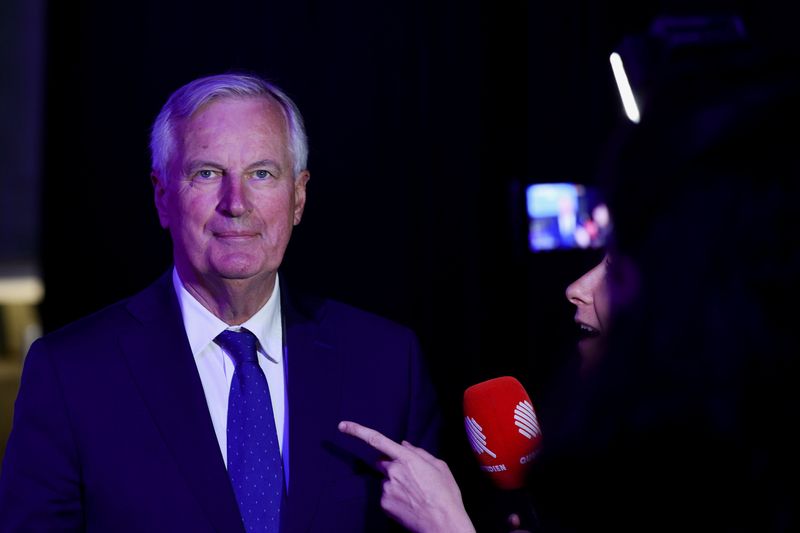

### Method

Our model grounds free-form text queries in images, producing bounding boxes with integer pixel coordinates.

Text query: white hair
[150,73,308,183]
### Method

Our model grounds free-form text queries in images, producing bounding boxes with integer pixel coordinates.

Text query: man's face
[154,97,309,290]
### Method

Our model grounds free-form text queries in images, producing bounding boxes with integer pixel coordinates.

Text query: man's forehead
[187,95,284,124]
[174,96,289,149]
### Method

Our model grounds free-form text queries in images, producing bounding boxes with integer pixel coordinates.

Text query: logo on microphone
[514,400,540,440]
[464,416,496,458]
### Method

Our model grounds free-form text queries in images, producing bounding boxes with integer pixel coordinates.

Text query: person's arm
[0,339,84,530]
[338,420,476,533]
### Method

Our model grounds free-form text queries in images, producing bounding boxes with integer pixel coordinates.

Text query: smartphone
[526,182,611,252]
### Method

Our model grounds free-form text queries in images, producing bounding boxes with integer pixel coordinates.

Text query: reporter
[534,44,800,532]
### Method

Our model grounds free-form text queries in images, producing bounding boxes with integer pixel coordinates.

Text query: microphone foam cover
[463,376,542,489]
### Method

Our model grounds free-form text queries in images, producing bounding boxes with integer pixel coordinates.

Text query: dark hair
[535,45,800,532]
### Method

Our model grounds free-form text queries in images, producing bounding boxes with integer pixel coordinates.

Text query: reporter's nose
[566,260,605,307]
[218,176,250,217]
[566,273,593,307]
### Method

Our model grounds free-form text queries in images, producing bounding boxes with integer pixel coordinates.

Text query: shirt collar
[172,267,282,363]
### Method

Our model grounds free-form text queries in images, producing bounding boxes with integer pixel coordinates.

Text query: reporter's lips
[575,320,601,340]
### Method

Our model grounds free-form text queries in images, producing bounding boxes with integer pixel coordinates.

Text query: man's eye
[254,169,273,179]
[197,169,216,179]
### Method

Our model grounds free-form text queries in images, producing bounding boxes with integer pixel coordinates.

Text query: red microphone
[463,376,542,490]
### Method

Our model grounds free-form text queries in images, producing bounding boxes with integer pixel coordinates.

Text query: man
[0,73,441,532]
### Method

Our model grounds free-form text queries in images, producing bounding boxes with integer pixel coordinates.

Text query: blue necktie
[215,328,283,533]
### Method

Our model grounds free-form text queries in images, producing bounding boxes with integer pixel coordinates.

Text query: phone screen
[526,183,611,251]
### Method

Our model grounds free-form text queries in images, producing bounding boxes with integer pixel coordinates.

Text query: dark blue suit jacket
[0,272,441,532]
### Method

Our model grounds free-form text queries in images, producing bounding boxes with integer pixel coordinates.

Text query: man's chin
[208,254,276,281]
[214,267,271,281]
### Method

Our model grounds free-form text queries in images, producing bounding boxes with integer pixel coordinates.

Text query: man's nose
[218,175,251,216]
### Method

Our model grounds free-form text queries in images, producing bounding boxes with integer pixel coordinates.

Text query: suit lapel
[282,284,342,533]
[120,272,245,533]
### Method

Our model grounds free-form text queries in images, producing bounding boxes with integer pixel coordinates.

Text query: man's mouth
[214,231,258,239]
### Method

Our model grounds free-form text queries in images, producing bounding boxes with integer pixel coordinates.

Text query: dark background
[3,0,797,530]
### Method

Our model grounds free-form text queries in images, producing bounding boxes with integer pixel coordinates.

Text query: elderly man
[0,73,441,533]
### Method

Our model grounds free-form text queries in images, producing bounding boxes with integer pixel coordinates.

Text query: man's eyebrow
[245,159,282,171]
[184,160,225,173]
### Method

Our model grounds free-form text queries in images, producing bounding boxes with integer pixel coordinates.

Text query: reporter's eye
[254,169,273,179]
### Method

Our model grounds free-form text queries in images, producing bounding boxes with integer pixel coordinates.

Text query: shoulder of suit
[35,273,170,350]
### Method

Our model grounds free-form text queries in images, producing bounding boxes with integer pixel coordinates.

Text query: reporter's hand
[507,512,533,533]
[338,420,476,533]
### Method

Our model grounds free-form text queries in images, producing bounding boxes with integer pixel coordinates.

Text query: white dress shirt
[172,268,288,480]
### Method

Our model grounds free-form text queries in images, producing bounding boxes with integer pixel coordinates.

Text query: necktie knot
[214,328,259,366]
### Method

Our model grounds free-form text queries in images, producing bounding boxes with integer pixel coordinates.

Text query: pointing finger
[338,420,409,460]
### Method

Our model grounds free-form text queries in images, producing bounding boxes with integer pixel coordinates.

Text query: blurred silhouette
[532,42,800,532]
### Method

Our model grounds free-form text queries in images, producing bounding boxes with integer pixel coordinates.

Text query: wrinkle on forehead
[175,97,291,177]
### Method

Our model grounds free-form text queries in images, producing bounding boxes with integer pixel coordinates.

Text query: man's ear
[151,172,170,229]
[292,170,310,226]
